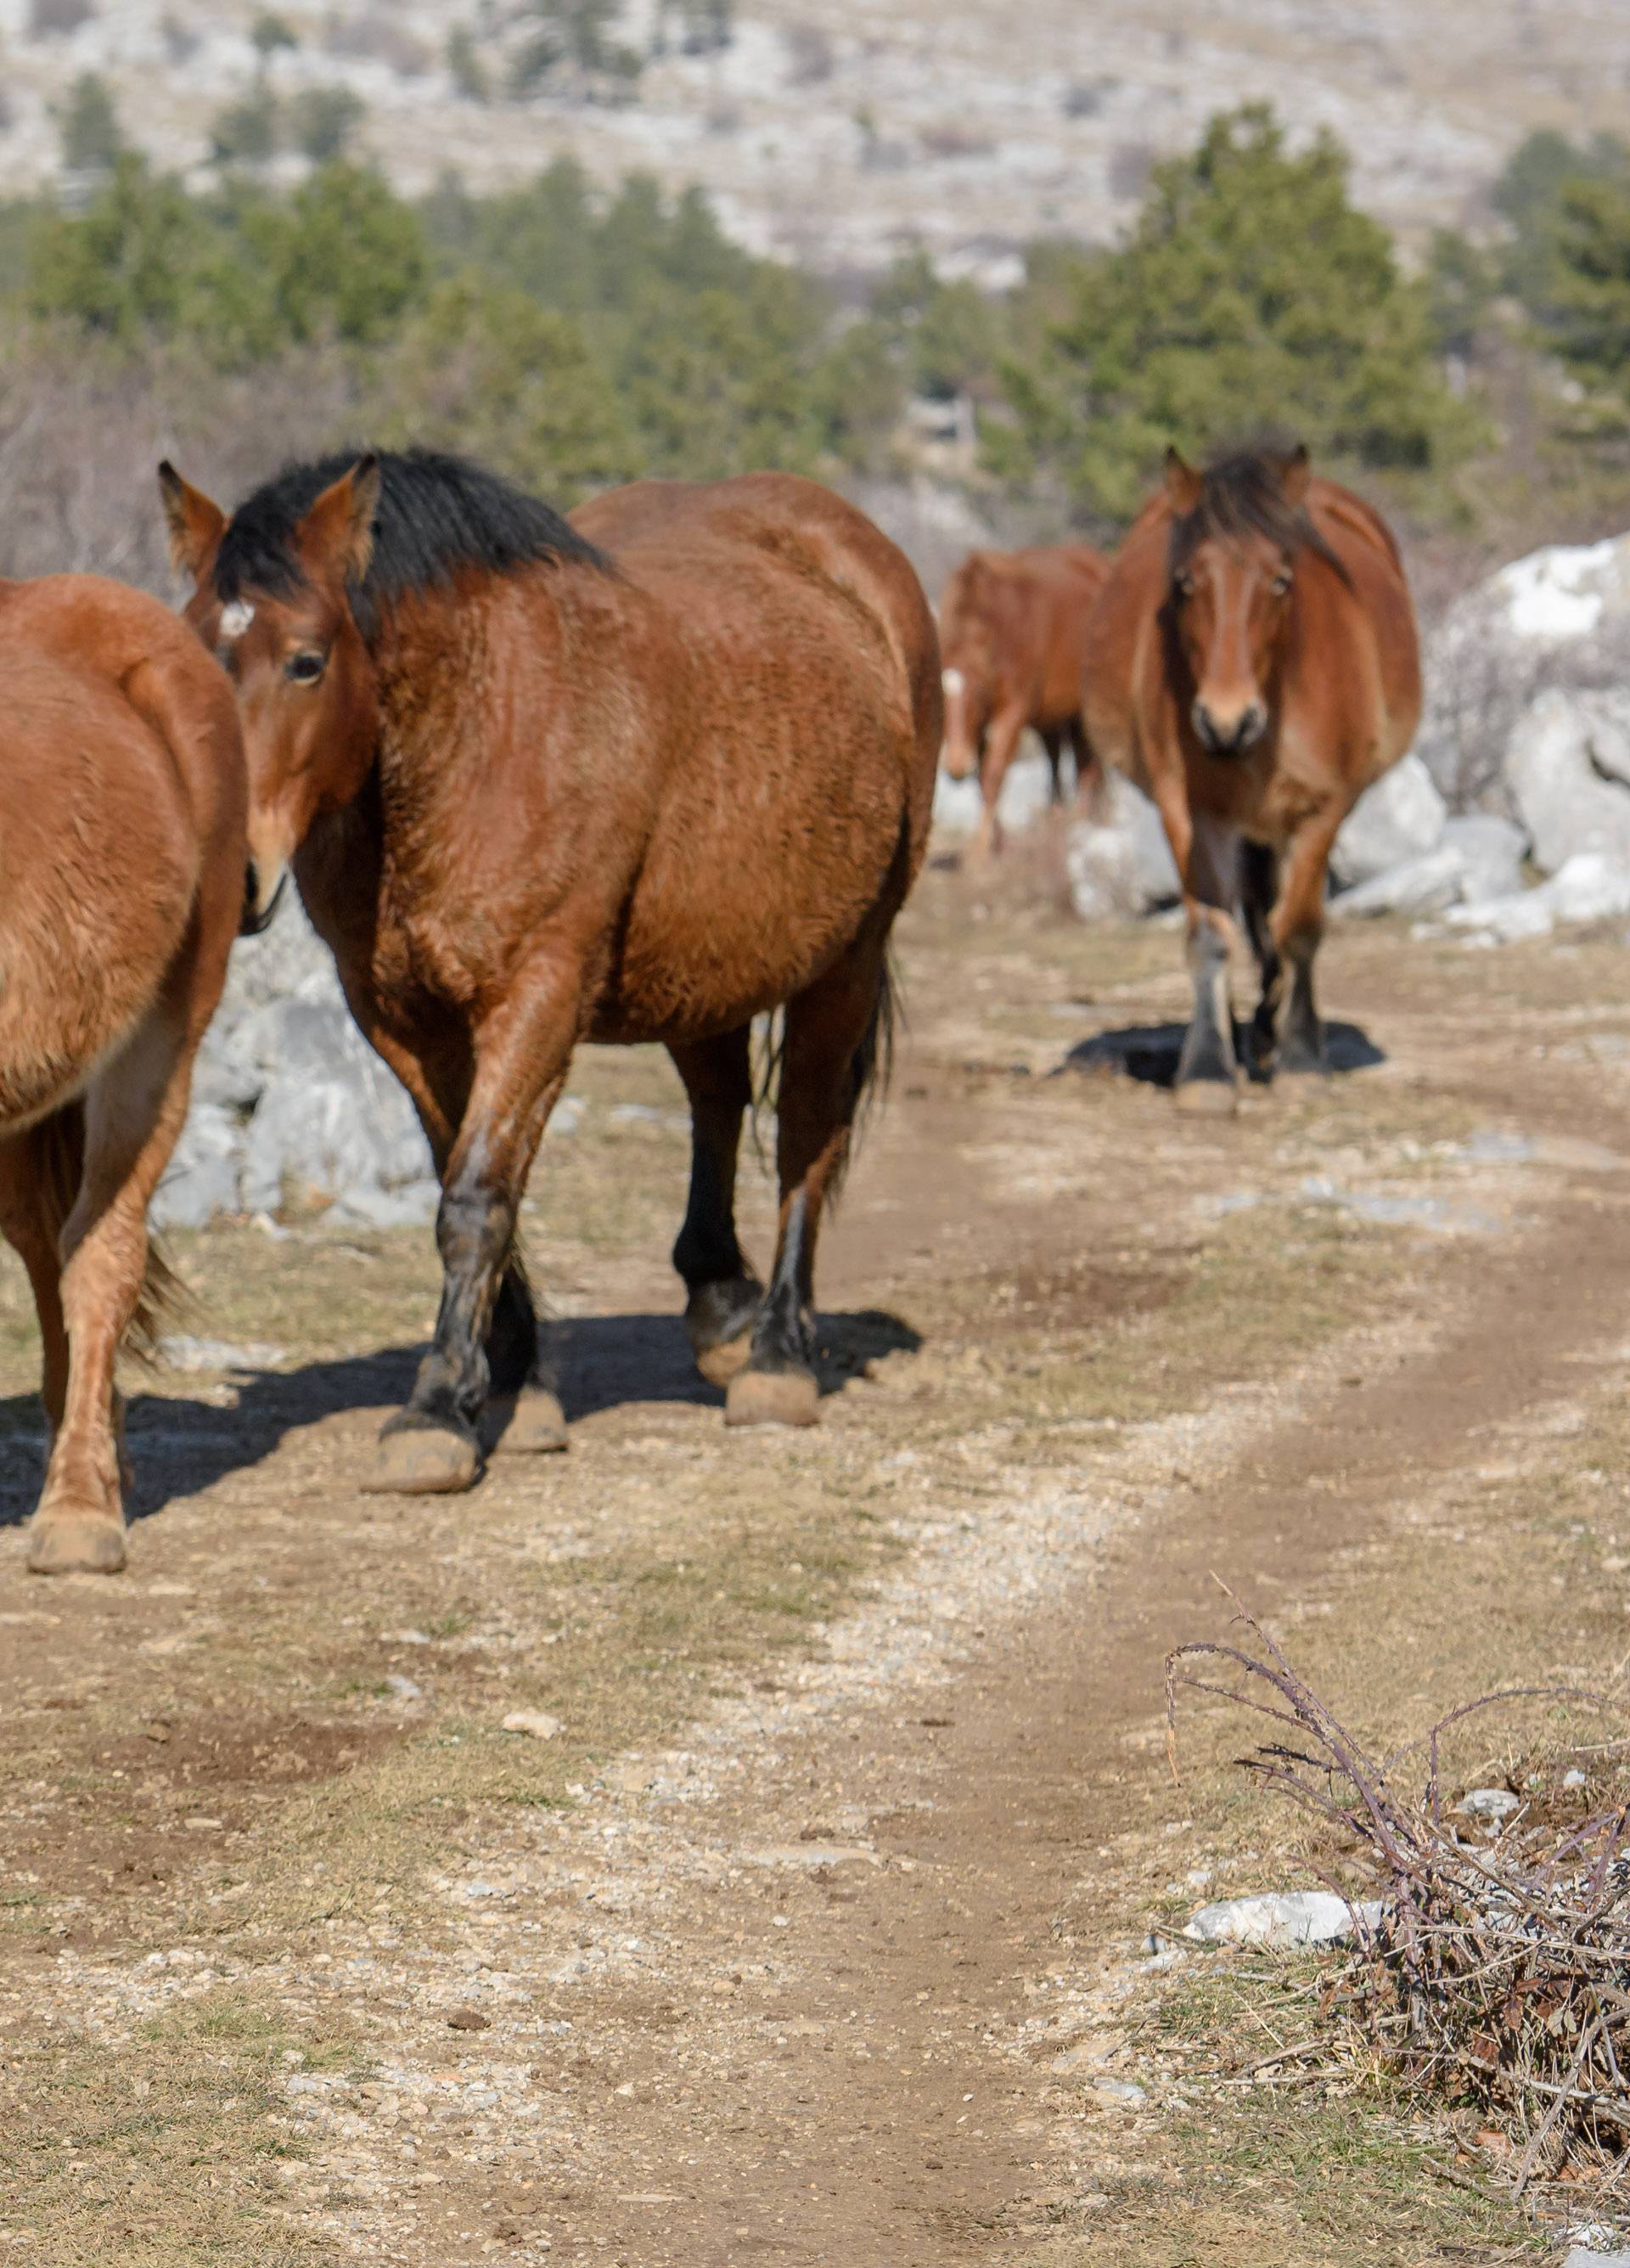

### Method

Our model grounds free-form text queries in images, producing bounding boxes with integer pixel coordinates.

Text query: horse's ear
[297,453,383,585]
[1278,443,1312,509]
[1163,447,1202,515]
[158,461,227,580]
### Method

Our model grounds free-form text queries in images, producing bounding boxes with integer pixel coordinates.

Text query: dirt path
[385,1192,1630,2268]
[7,888,1630,2266]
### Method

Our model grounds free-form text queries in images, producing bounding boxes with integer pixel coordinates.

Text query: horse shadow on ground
[0,1304,922,1533]
[1059,1019,1386,1089]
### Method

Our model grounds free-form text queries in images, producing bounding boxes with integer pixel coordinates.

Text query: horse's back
[574,470,941,834]
[575,475,936,704]
[1302,480,1421,768]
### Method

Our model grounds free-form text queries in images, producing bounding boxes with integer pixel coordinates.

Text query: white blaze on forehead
[220,600,256,639]
[941,667,965,698]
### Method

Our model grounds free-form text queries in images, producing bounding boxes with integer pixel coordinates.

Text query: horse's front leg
[363,1012,565,1460]
[366,967,579,1495]
[971,704,1026,863]
[1271,809,1343,1077]
[1174,809,1244,1113]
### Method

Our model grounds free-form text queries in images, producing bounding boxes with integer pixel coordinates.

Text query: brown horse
[160,448,939,1492]
[938,543,1110,858]
[0,577,246,1573]
[1082,447,1420,1110]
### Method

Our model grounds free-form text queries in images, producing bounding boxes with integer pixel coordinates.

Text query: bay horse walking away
[160,449,939,1492]
[1082,447,1420,1110]
[939,543,1110,859]
[0,578,246,1573]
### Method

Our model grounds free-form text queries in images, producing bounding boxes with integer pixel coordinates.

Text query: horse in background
[161,449,939,1493]
[0,578,246,1573]
[938,543,1110,860]
[1082,446,1420,1111]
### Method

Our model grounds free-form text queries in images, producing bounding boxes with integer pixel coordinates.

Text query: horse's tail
[31,1104,182,1362]
[753,947,900,1202]
[846,947,899,1151]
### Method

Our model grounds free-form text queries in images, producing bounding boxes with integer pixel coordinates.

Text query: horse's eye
[286,650,328,684]
[1174,572,1194,599]
[1271,571,1293,596]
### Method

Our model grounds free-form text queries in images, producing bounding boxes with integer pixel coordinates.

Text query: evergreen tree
[991,104,1481,521]
[59,70,122,172]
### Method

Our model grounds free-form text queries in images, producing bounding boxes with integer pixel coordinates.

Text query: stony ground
[0,0,1623,267]
[6,840,1630,2265]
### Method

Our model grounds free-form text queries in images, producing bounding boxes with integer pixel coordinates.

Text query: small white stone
[1459,1787,1520,1822]
[503,1711,563,1741]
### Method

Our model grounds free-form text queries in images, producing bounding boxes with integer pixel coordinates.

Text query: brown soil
[5,869,1630,2265]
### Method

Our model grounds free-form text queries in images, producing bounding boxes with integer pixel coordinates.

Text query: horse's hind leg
[28,1011,193,1575]
[1069,717,1109,822]
[368,972,576,1494]
[1272,813,1342,1077]
[1239,840,1283,1078]
[0,1128,70,1444]
[725,946,887,1430]
[1042,728,1066,807]
[669,1027,764,1388]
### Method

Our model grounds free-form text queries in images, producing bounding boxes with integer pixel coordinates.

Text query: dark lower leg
[728,952,885,1427]
[1070,721,1108,820]
[1239,841,1284,1076]
[1279,937,1326,1072]
[670,1032,762,1379]
[1176,907,1239,1093]
[1270,823,1338,1077]
[388,1165,516,1448]
[1042,729,1066,806]
[744,1186,818,1376]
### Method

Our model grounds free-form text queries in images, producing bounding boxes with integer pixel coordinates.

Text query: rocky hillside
[0,0,1623,277]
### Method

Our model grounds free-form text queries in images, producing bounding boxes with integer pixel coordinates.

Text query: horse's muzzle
[1191,699,1268,757]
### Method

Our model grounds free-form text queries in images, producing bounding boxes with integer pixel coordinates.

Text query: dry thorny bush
[1167,1600,1630,2198]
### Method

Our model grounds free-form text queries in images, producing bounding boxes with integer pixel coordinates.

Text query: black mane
[1167,448,1352,589]
[212,447,610,639]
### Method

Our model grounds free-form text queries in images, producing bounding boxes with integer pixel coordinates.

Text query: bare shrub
[0,335,357,594]
[1062,79,1116,120]
[1108,139,1155,201]
[920,122,994,163]
[784,22,833,87]
[29,0,94,33]
[326,12,433,77]
[1168,1601,1630,2195]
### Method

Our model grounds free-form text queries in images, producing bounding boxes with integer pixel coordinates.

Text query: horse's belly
[596,774,903,1043]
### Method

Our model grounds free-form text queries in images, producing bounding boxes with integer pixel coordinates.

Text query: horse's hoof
[363,1424,482,1495]
[725,1367,820,1429]
[1173,1077,1239,1117]
[686,1277,763,1388]
[27,1511,127,1576]
[1277,1045,1330,1079]
[489,1386,568,1457]
[694,1334,756,1390]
